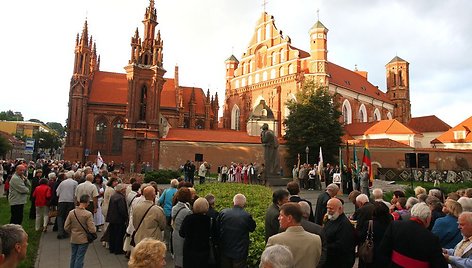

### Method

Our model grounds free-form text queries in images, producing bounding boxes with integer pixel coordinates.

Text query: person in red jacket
[32,178,52,232]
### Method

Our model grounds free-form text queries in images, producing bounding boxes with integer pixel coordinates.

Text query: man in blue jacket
[217,194,256,268]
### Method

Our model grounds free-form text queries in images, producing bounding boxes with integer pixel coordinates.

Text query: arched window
[139,85,147,120]
[280,49,286,62]
[248,76,253,85]
[265,24,271,40]
[231,105,240,130]
[196,119,204,129]
[271,52,277,65]
[95,120,107,144]
[373,108,381,121]
[241,62,245,75]
[279,66,285,77]
[257,28,262,43]
[359,104,367,123]
[342,99,352,124]
[235,80,240,88]
[242,78,246,87]
[270,69,276,79]
[262,71,268,81]
[387,111,392,120]
[112,119,124,154]
[288,64,294,74]
[255,74,260,83]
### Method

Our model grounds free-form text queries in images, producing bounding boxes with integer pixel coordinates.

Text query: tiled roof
[388,56,408,64]
[181,87,213,116]
[364,119,418,135]
[289,45,310,58]
[226,55,239,62]
[310,20,328,31]
[89,71,128,104]
[407,115,451,133]
[162,128,261,144]
[354,139,412,149]
[431,116,472,144]
[161,78,176,108]
[88,71,210,115]
[327,62,393,104]
[344,122,377,136]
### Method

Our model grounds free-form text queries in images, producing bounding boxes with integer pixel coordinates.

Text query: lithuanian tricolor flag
[362,141,374,186]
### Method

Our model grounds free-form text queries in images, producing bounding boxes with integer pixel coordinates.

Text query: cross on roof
[262,0,268,13]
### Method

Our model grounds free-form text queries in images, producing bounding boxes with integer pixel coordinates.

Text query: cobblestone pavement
[35,180,404,267]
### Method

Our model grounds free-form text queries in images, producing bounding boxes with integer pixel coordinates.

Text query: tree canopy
[46,122,65,137]
[0,135,13,158]
[0,110,23,121]
[284,80,344,167]
[33,131,62,151]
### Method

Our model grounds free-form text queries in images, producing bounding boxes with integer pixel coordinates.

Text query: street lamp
[151,141,156,171]
[305,146,309,164]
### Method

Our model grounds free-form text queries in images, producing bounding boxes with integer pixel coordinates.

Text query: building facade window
[373,108,381,121]
[111,119,124,154]
[231,105,240,130]
[95,120,107,144]
[342,99,352,124]
[359,104,367,122]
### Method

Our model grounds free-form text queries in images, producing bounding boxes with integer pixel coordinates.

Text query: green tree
[0,135,13,158]
[0,110,23,121]
[46,122,65,137]
[284,80,343,167]
[29,119,44,124]
[33,131,62,151]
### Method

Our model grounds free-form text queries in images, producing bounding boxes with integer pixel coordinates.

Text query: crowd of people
[2,158,472,268]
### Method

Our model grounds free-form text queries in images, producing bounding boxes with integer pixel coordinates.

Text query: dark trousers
[29,197,36,219]
[199,176,205,184]
[10,204,24,224]
[221,255,247,268]
[57,202,75,236]
[108,223,126,254]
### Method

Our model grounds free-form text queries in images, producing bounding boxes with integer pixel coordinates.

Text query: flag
[339,147,343,175]
[346,142,350,172]
[318,147,323,176]
[353,143,359,177]
[97,151,104,168]
[362,141,374,186]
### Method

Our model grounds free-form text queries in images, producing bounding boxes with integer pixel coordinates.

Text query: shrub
[144,169,181,184]
[196,183,272,267]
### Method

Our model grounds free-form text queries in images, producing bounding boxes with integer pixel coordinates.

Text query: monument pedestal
[267,176,291,186]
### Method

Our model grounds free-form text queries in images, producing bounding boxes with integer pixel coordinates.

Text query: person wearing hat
[106,183,128,255]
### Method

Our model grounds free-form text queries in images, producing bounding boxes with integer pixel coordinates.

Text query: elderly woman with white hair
[379,202,448,267]
[259,244,294,268]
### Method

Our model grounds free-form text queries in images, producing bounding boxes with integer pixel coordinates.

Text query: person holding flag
[352,143,360,191]
[360,142,373,197]
[96,151,104,169]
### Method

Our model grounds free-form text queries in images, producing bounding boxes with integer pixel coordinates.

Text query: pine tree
[284,80,343,167]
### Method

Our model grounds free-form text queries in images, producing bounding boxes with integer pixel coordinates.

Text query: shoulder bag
[358,219,374,263]
[74,210,97,243]
[130,204,154,247]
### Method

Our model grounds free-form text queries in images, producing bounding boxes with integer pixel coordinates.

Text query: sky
[0,0,471,127]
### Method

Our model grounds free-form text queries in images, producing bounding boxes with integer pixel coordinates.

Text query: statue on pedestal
[260,123,280,178]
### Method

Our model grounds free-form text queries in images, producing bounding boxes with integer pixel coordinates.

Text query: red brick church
[64,0,218,166]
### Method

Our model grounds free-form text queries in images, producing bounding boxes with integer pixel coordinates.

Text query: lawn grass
[395,181,472,195]
[196,182,272,268]
[0,197,42,268]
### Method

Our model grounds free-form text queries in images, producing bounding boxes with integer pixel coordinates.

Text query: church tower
[308,20,329,85]
[386,56,411,124]
[122,0,166,168]
[65,20,99,162]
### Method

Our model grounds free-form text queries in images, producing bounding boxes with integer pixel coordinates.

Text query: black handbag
[74,210,97,243]
[358,220,374,263]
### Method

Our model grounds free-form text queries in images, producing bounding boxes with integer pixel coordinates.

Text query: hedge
[144,169,181,184]
[196,183,272,267]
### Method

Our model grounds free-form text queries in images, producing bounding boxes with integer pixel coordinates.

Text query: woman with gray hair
[259,244,294,268]
[458,197,472,212]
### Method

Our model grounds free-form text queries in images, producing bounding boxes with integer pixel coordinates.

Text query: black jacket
[314,192,331,225]
[106,192,128,224]
[217,206,256,260]
[290,195,315,222]
[180,213,211,268]
[379,219,447,268]
[323,213,356,268]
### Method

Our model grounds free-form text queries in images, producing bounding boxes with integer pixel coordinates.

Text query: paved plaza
[33,180,403,267]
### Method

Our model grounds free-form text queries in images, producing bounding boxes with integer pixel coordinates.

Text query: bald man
[323,198,356,268]
[132,186,166,245]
